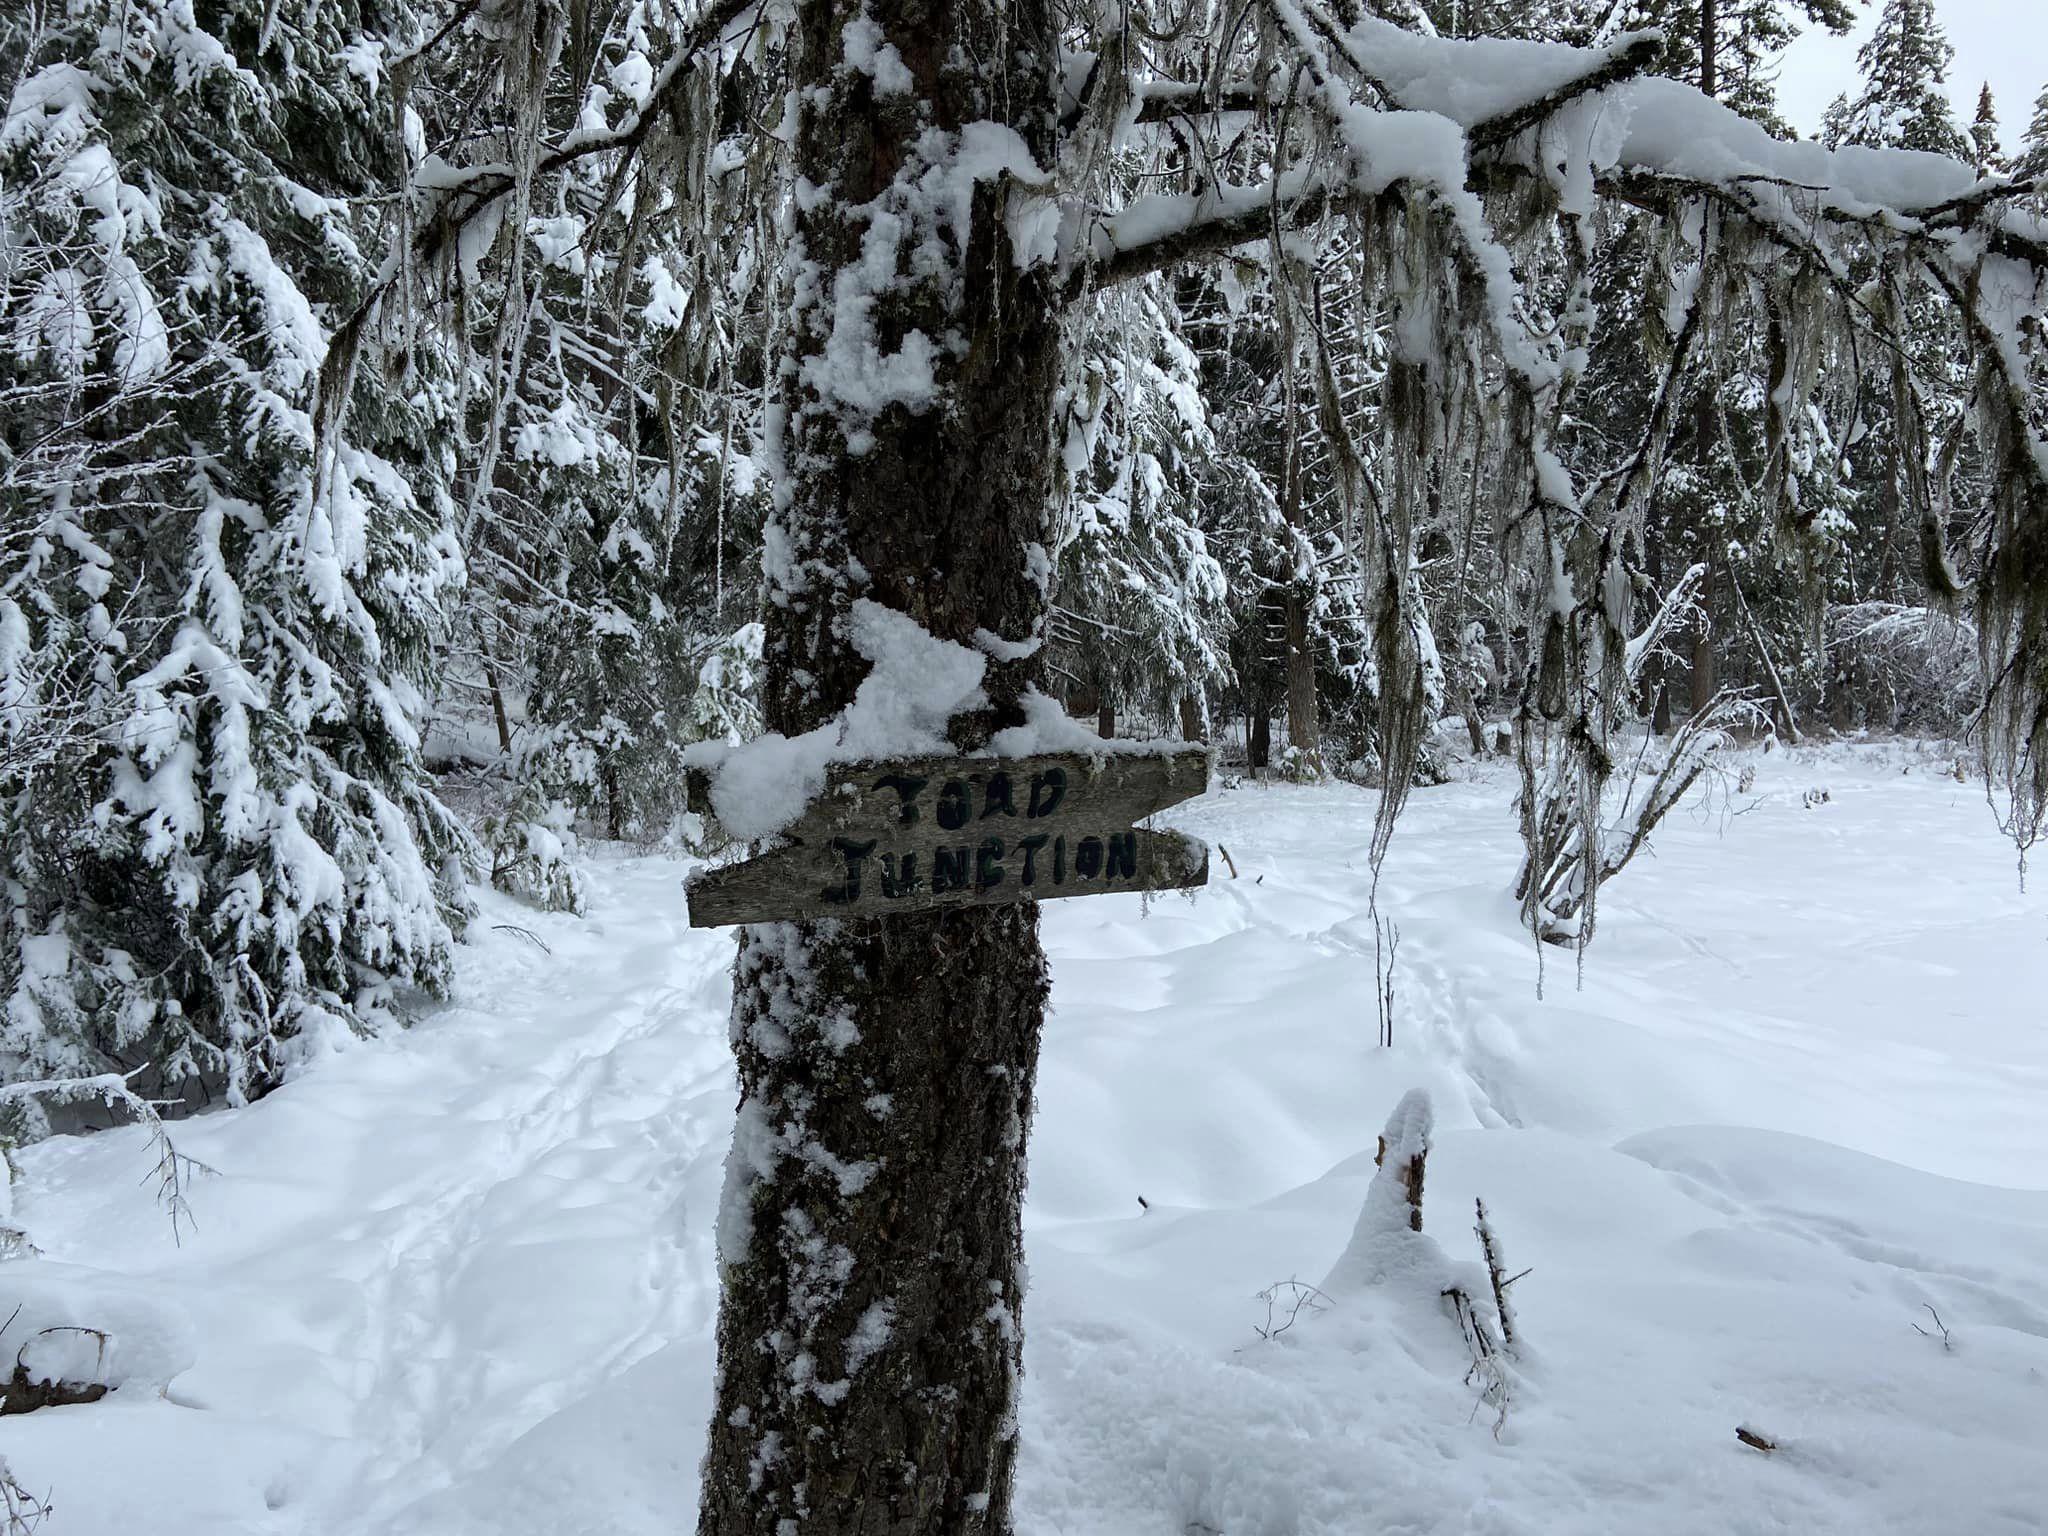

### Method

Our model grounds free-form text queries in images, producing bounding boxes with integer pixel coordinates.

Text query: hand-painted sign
[685,748,1209,927]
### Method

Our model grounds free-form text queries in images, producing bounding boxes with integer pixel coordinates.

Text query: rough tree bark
[695,0,1064,1531]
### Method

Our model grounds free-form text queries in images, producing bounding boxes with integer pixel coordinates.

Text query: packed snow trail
[7,742,2047,1533]
[5,857,738,1533]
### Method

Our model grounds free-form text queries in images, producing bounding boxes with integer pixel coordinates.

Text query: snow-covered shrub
[1516,567,1756,950]
[1274,743,1325,784]
[482,787,588,916]
[1330,733,1453,791]
[1823,602,1978,736]
[683,623,765,751]
[476,616,760,894]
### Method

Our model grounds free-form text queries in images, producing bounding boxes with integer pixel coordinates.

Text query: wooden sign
[685,748,1210,927]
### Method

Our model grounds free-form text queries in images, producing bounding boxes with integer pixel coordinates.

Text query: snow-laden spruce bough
[4,0,2047,1531]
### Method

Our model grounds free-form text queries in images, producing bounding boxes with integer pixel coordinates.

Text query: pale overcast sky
[1777,0,2046,152]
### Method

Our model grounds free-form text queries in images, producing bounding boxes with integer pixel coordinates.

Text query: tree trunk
[1877,466,1901,599]
[1283,587,1318,757]
[1698,0,1718,99]
[1688,387,1718,718]
[602,762,624,840]
[1249,708,1271,769]
[1690,556,1719,716]
[1643,510,1673,734]
[1728,569,1801,743]
[1097,699,1116,739]
[1177,689,1204,742]
[696,2,1062,1532]
[483,652,514,757]
[1448,667,1490,756]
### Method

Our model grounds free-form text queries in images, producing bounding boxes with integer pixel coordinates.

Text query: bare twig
[0,1074,215,1243]
[1373,908,1400,1050]
[1247,1278,1333,1342]
[0,1456,51,1534]
[1910,1303,1956,1352]
[490,923,555,954]
[1473,1199,1522,1356]
[1444,1283,1512,1437]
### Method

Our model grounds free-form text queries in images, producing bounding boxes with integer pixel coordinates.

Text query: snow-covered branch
[1465,32,1663,149]
[348,0,763,320]
[1078,175,1352,291]
[0,1074,212,1241]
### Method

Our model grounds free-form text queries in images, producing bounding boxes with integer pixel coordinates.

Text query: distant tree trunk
[1283,588,1318,757]
[1728,569,1801,743]
[1690,552,1719,715]
[602,763,623,840]
[1178,689,1204,742]
[1249,708,1272,769]
[1448,669,1490,756]
[696,1,1061,1530]
[482,652,514,757]
[1698,0,1718,98]
[1688,386,1719,718]
[1098,698,1116,739]
[1877,467,1901,598]
[1644,511,1673,734]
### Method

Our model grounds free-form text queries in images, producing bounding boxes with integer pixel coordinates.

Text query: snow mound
[0,1270,193,1398]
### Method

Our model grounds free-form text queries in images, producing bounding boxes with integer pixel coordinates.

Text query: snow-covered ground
[7,741,2048,1534]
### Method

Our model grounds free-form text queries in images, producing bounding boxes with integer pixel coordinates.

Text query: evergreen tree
[1574,0,1851,734]
[1,0,469,1108]
[1051,286,1231,736]
[1971,83,2004,172]
[1588,0,1856,127]
[1823,0,1971,159]
[2018,82,2048,180]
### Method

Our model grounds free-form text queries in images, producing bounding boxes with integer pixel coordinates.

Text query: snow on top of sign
[691,603,1200,843]
[986,687,1191,759]
[690,599,988,840]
